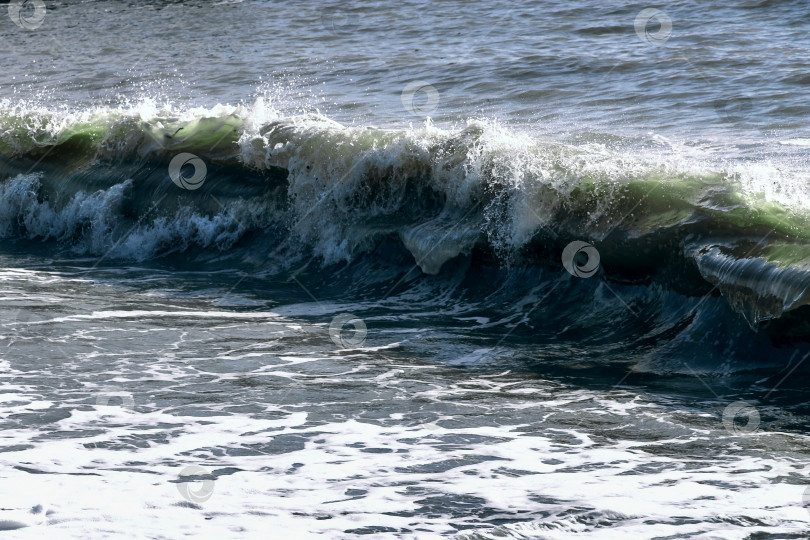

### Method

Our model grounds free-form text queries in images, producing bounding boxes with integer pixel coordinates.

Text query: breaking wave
[3,98,810,366]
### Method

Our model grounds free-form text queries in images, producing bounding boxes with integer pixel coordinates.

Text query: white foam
[2,353,808,538]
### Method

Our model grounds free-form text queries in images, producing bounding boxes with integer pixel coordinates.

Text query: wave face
[2,101,810,368]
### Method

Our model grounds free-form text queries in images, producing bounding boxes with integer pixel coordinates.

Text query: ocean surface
[2,0,810,538]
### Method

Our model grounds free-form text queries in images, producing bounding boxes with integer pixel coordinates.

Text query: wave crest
[3,101,810,327]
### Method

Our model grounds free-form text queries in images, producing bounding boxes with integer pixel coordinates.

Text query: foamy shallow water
[1,266,809,539]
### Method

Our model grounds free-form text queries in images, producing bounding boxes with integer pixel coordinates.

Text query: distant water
[2,0,810,538]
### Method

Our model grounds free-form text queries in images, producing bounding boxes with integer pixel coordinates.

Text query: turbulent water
[2,0,810,538]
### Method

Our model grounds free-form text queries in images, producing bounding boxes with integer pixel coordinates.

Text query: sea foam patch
[2,345,809,538]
